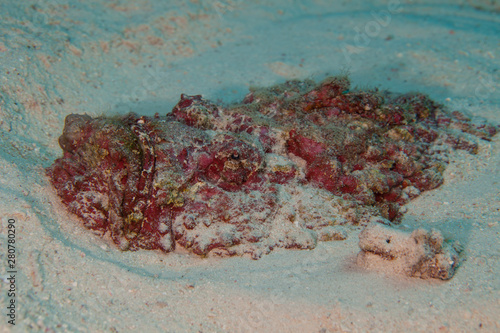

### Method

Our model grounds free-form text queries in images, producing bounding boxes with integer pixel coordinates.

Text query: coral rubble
[47,76,497,259]
[357,223,460,280]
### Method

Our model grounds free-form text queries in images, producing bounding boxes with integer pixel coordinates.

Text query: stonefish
[47,76,497,259]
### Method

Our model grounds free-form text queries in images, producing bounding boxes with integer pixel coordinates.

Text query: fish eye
[230,152,240,160]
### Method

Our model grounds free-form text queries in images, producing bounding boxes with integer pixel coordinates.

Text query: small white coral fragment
[357,223,460,280]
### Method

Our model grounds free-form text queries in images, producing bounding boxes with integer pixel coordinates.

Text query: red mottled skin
[47,76,498,258]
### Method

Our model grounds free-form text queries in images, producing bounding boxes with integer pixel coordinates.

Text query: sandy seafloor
[0,0,499,332]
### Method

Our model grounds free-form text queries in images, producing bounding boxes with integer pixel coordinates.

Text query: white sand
[0,0,498,332]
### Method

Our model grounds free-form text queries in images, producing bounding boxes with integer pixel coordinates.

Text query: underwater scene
[0,0,499,332]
